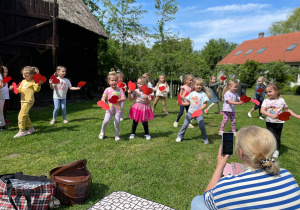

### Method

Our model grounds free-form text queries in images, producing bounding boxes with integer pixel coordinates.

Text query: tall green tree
[200,38,238,71]
[268,7,300,35]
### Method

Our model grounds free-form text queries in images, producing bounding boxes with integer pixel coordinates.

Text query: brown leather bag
[49,159,92,206]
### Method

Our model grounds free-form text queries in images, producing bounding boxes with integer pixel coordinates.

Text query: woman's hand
[217,145,230,169]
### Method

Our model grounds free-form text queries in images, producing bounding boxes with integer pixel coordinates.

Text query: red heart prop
[3,76,11,83]
[78,81,86,87]
[128,81,136,91]
[142,85,153,95]
[277,112,291,121]
[240,95,251,103]
[177,94,182,105]
[12,82,19,94]
[191,109,203,118]
[33,73,42,83]
[159,86,165,91]
[220,76,227,80]
[118,81,125,88]
[257,88,264,93]
[122,87,126,92]
[97,101,109,110]
[150,95,155,100]
[50,75,60,84]
[184,92,190,97]
[40,76,47,83]
[108,95,119,104]
[251,99,260,106]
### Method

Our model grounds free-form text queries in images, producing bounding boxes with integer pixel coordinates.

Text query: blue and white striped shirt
[204,168,300,210]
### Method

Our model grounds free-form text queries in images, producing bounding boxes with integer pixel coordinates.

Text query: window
[234,50,242,56]
[245,49,254,55]
[256,47,267,54]
[286,44,298,51]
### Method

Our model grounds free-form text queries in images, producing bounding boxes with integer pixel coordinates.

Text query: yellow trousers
[18,102,33,131]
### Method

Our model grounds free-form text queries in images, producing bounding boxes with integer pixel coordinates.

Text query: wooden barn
[0,0,109,107]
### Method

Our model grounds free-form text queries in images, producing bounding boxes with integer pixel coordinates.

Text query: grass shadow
[58,183,110,209]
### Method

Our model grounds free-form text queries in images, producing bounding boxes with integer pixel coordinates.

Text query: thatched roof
[46,0,109,38]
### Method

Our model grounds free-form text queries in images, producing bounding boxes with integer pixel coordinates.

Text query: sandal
[99,132,104,139]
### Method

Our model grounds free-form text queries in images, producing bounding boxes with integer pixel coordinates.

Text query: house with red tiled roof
[218,32,300,86]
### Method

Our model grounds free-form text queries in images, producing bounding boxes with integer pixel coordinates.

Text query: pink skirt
[129,103,154,123]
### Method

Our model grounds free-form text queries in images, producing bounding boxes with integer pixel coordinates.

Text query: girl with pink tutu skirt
[128,76,154,140]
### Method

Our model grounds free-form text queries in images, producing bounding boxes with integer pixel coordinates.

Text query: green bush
[292,85,300,95]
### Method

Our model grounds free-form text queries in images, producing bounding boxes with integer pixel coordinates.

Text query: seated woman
[191,126,300,210]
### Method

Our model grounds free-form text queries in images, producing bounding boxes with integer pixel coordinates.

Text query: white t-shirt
[185,91,210,114]
[3,84,9,99]
[53,77,72,99]
[0,74,5,100]
[261,97,288,123]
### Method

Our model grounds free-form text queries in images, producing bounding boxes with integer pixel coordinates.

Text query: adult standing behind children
[49,66,81,124]
[191,126,300,210]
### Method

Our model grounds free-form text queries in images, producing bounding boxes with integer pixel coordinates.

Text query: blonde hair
[222,80,238,101]
[266,83,280,97]
[236,126,280,175]
[110,68,116,74]
[116,71,124,80]
[22,66,39,76]
[54,66,66,77]
[107,72,118,84]
[157,75,168,87]
[138,76,147,86]
[194,77,211,98]
[209,76,217,86]
[257,76,265,83]
[3,66,8,71]
[143,73,150,79]
[183,74,193,85]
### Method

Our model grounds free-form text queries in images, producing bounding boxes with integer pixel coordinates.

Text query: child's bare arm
[261,106,277,119]
[227,99,244,105]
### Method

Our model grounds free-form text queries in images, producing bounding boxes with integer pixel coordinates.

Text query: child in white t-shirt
[176,78,211,144]
[49,66,81,124]
[261,83,300,158]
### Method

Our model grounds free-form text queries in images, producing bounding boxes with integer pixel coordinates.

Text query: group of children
[1,63,300,158]
[0,65,81,137]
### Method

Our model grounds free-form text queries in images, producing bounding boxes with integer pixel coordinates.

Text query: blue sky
[100,0,300,50]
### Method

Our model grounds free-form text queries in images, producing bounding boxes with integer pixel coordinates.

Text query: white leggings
[100,112,120,136]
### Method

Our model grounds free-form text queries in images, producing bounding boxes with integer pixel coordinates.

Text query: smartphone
[222,132,234,155]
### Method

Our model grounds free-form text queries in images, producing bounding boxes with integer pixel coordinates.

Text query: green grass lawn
[1,89,300,210]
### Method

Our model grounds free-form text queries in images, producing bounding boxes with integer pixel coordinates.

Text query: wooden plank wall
[0,0,54,45]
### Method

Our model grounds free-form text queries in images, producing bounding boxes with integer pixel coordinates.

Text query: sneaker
[203,139,209,144]
[219,111,224,115]
[98,132,104,139]
[120,118,124,121]
[63,120,69,124]
[129,134,135,139]
[0,126,5,132]
[14,131,27,138]
[205,109,208,114]
[218,131,224,136]
[173,121,178,128]
[164,111,169,115]
[248,112,252,118]
[259,116,264,120]
[188,123,194,128]
[115,136,120,141]
[233,131,236,136]
[272,150,279,158]
[50,119,56,124]
[145,134,151,140]
[26,127,35,135]
[5,119,11,124]
[176,137,182,142]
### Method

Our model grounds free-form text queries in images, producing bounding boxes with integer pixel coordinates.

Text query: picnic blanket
[87,191,175,210]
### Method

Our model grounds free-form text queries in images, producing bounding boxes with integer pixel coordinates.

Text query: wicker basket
[49,159,92,206]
